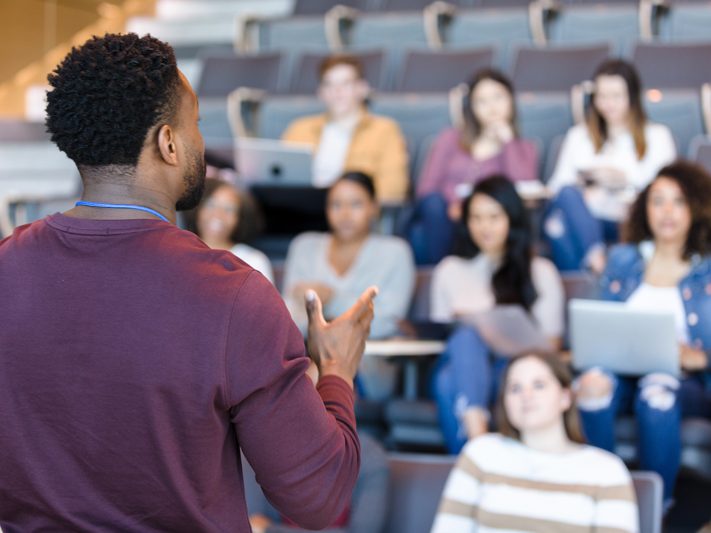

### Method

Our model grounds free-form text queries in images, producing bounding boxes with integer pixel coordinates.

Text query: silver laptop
[569,299,679,377]
[235,138,313,186]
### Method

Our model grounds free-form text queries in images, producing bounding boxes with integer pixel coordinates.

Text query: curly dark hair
[46,33,181,167]
[454,175,538,311]
[625,160,711,258]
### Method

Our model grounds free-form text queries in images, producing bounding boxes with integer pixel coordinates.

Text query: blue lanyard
[75,201,170,223]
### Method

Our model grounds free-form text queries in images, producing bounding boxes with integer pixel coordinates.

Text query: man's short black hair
[46,33,181,167]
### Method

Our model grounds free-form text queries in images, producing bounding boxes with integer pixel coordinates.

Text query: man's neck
[68,179,177,224]
[329,108,363,128]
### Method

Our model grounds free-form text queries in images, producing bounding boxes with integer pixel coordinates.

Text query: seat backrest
[259,95,325,139]
[689,134,711,172]
[290,49,387,94]
[385,453,456,533]
[394,48,494,93]
[546,3,640,55]
[408,267,434,322]
[293,0,364,15]
[0,120,51,142]
[631,471,663,533]
[371,93,451,161]
[513,44,610,93]
[644,88,702,158]
[517,91,574,171]
[444,7,533,69]
[658,1,711,42]
[633,42,711,91]
[196,52,283,98]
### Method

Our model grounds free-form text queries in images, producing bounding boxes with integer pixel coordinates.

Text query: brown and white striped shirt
[432,434,638,533]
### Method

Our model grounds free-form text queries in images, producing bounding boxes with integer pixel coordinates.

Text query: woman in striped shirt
[432,353,639,533]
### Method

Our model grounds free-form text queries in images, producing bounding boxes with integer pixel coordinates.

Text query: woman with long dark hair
[431,175,564,452]
[432,353,638,533]
[576,160,711,508]
[409,68,539,265]
[544,59,676,272]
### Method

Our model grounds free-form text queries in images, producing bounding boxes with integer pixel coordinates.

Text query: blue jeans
[431,326,508,453]
[579,373,709,501]
[407,193,456,265]
[543,186,618,271]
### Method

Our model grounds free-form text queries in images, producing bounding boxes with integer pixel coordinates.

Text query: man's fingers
[346,286,378,323]
[305,289,326,328]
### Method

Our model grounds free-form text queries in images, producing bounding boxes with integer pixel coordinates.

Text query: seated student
[283,171,416,400]
[249,432,389,533]
[432,353,639,533]
[576,161,711,508]
[282,55,408,203]
[409,68,539,265]
[186,178,274,283]
[430,176,564,453]
[544,59,676,272]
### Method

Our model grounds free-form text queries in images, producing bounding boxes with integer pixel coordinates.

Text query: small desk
[364,339,446,400]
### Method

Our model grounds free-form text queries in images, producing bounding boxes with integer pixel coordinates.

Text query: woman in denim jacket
[576,161,711,509]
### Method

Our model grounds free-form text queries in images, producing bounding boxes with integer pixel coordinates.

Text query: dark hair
[587,59,647,159]
[318,54,365,82]
[329,171,377,201]
[454,175,537,310]
[495,353,585,444]
[46,33,181,167]
[185,178,264,244]
[625,160,711,258]
[460,68,519,150]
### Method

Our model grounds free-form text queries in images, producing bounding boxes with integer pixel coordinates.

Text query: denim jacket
[600,243,711,385]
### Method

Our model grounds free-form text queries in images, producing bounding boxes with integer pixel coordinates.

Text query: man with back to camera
[0,33,377,532]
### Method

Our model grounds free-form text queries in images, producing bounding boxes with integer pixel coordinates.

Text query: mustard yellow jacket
[282,112,409,203]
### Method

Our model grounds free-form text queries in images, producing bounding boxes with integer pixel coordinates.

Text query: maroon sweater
[0,214,360,532]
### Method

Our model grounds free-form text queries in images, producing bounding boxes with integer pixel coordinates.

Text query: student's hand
[293,282,334,306]
[489,122,514,144]
[305,286,378,387]
[680,343,707,371]
[249,514,271,533]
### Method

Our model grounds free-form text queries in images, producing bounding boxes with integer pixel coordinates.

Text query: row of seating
[194,41,711,98]
[198,84,709,186]
[241,450,664,533]
[129,0,711,64]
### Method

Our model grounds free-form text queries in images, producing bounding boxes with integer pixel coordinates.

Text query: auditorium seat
[512,44,610,93]
[385,453,455,533]
[440,6,535,69]
[289,49,387,94]
[257,95,325,139]
[656,0,711,43]
[196,52,284,98]
[371,93,452,166]
[633,42,711,91]
[292,0,365,15]
[333,9,432,89]
[688,135,711,172]
[632,471,664,533]
[541,1,642,55]
[393,48,494,93]
[644,88,703,158]
[517,92,574,176]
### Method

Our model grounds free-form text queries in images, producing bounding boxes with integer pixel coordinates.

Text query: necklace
[75,201,170,223]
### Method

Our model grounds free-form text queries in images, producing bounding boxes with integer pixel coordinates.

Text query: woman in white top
[432,353,639,533]
[188,178,274,283]
[576,161,711,507]
[283,171,415,400]
[544,59,676,273]
[431,175,565,452]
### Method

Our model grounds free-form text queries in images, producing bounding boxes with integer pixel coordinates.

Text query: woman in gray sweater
[283,171,416,399]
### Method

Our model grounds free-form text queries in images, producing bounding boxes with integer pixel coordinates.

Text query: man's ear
[157,124,178,166]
